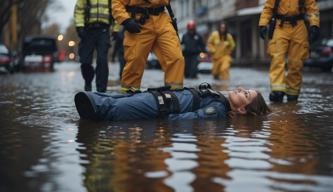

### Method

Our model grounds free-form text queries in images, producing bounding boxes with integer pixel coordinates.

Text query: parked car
[146,52,161,69]
[20,36,58,72]
[304,38,333,72]
[197,52,212,73]
[0,43,14,73]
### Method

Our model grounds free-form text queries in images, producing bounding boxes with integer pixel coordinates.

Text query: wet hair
[245,91,271,116]
[219,21,228,37]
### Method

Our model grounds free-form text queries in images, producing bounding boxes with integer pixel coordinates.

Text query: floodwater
[0,63,333,192]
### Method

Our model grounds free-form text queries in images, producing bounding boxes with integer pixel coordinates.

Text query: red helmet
[187,20,196,30]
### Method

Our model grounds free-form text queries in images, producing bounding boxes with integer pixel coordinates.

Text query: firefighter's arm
[207,32,217,54]
[305,0,320,27]
[228,34,236,51]
[259,0,274,26]
[112,0,131,24]
[74,0,86,27]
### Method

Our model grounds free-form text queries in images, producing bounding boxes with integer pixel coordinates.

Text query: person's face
[219,24,226,33]
[228,87,258,114]
[187,28,195,34]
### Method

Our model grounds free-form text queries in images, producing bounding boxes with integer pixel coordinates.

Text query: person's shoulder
[227,33,234,39]
[212,31,219,36]
[209,31,219,39]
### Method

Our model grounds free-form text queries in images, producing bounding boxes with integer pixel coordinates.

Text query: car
[197,52,212,73]
[146,52,161,69]
[0,43,14,73]
[20,36,58,72]
[304,38,333,72]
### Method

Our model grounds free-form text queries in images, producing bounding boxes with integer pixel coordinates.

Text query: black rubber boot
[269,91,285,102]
[97,87,106,93]
[287,94,298,102]
[84,82,92,92]
[74,92,99,121]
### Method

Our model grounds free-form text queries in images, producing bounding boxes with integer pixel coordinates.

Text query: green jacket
[74,0,112,27]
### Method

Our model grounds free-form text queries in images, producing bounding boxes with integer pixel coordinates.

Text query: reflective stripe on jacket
[74,0,112,27]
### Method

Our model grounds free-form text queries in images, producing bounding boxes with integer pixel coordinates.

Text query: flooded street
[1,62,333,192]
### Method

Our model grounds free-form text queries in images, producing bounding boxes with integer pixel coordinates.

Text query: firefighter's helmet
[187,20,196,30]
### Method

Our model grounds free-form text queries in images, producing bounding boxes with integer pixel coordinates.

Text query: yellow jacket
[74,0,112,27]
[112,0,169,24]
[259,0,319,27]
[207,31,235,59]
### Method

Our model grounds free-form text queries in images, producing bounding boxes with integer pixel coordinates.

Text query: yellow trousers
[212,55,232,80]
[121,12,184,89]
[267,21,309,96]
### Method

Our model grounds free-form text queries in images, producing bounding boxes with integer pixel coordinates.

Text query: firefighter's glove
[309,26,320,43]
[76,27,85,39]
[259,26,267,40]
[123,19,141,33]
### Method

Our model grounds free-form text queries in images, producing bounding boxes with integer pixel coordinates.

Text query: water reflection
[266,103,333,191]
[1,64,333,191]
[76,120,174,192]
[189,120,231,191]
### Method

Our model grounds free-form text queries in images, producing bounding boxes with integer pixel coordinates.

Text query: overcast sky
[45,0,76,32]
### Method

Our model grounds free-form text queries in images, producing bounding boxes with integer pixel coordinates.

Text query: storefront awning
[237,5,264,16]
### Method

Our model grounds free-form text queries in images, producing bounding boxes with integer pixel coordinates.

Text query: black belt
[126,5,165,25]
[276,14,304,27]
[185,88,202,112]
[125,5,165,16]
[149,90,180,118]
[86,22,110,29]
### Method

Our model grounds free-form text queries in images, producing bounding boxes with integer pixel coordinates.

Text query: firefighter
[74,83,270,121]
[74,0,112,92]
[112,0,185,92]
[259,0,320,102]
[207,22,236,80]
[181,20,206,79]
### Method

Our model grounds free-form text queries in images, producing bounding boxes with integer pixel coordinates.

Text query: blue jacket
[86,89,231,121]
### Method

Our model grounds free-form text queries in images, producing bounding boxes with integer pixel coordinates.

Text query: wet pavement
[0,62,333,192]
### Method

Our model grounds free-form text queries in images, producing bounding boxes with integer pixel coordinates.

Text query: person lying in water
[74,83,271,121]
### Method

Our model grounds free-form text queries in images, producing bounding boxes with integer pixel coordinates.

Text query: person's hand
[122,18,141,33]
[76,27,85,39]
[259,26,268,40]
[309,26,320,43]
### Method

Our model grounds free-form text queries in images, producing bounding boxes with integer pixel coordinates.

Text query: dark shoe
[287,94,298,102]
[74,92,99,121]
[84,83,92,91]
[97,87,106,92]
[269,91,285,102]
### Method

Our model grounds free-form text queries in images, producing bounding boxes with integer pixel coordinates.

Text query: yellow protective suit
[259,0,319,96]
[112,0,184,90]
[207,31,235,80]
